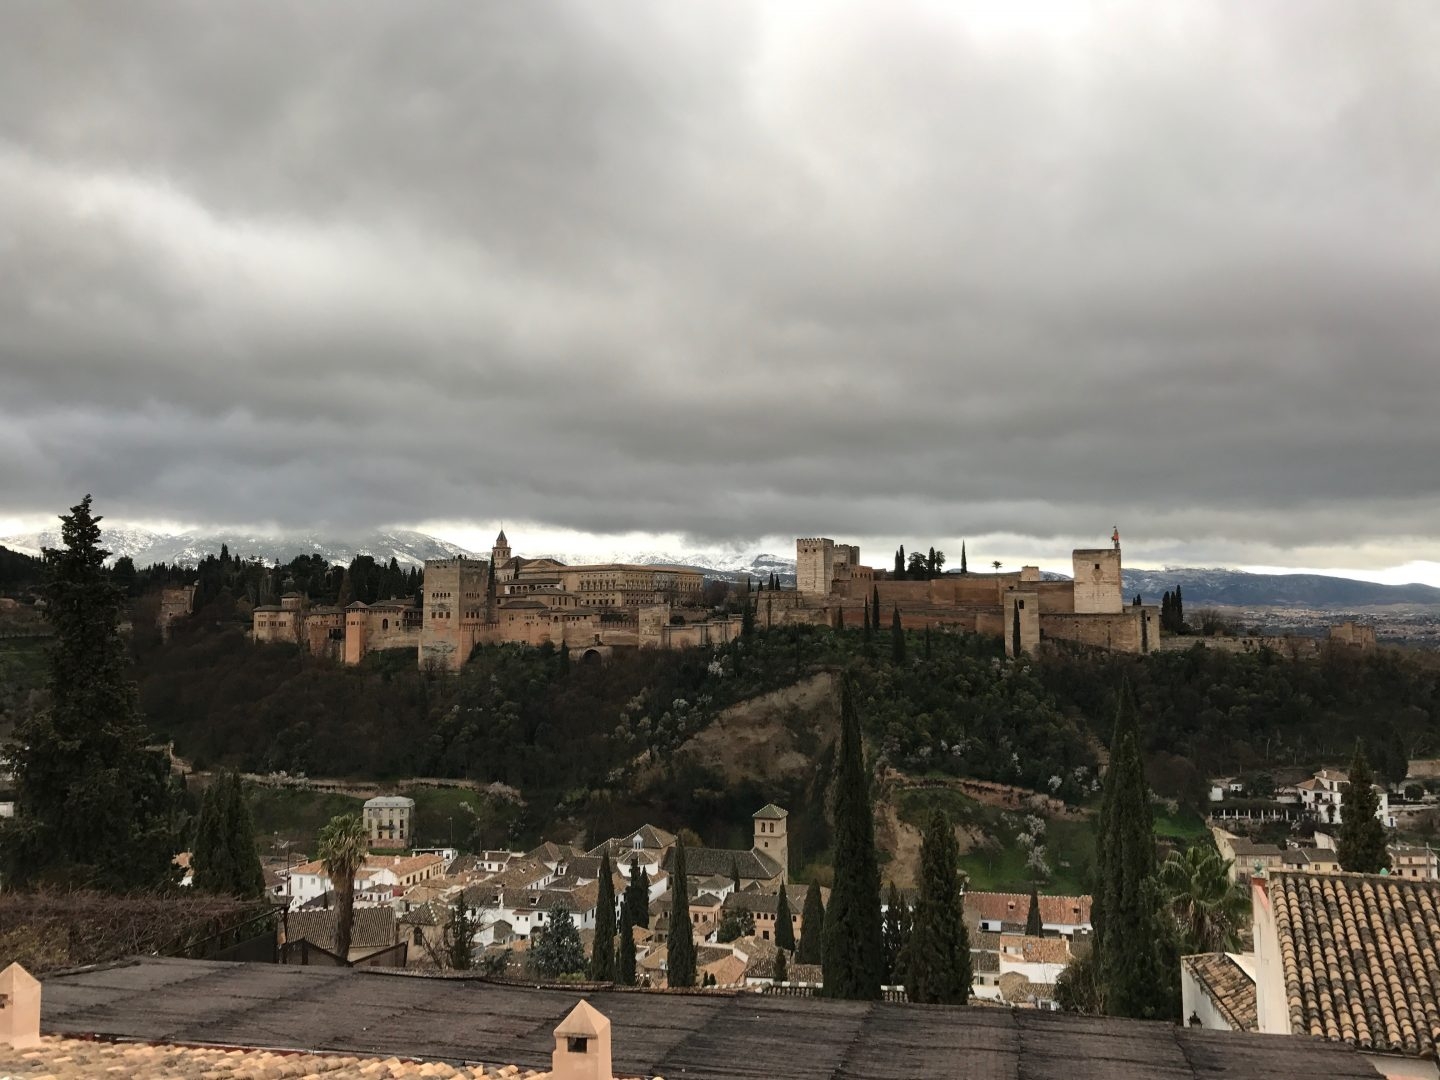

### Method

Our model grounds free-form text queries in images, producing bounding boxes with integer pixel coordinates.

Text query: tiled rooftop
[964,891,1092,927]
[1271,870,1440,1055]
[0,1036,543,1078]
[1182,953,1258,1032]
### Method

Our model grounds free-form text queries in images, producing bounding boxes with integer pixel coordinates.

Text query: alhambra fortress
[252,529,1162,670]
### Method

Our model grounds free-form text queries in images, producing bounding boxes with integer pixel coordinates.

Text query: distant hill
[1120,567,1440,609]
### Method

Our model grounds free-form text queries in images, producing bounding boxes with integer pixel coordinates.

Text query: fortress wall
[1033,580,1076,614]
[1041,610,1146,654]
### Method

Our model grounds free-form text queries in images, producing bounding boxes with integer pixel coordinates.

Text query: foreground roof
[1270,870,1440,1056]
[33,956,1377,1079]
[0,1036,521,1078]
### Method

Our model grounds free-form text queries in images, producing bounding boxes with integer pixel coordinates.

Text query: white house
[1296,768,1394,828]
[280,853,445,911]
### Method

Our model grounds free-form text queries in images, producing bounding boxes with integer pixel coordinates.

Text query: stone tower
[1072,546,1123,614]
[491,528,512,568]
[753,803,789,883]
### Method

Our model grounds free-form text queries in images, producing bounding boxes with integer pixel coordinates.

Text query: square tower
[1072,548,1123,614]
[753,803,789,882]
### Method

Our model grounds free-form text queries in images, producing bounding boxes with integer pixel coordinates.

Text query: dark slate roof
[752,804,788,820]
[661,846,781,881]
[37,957,1377,1079]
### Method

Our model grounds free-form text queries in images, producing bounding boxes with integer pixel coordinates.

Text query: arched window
[382,618,389,630]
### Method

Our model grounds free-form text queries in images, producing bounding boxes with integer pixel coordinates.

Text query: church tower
[753,803,789,883]
[491,528,511,569]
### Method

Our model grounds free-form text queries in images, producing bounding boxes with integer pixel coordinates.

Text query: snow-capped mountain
[0,527,475,570]
[1120,567,1440,609]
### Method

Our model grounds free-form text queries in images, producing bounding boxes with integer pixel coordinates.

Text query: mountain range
[4,526,1437,611]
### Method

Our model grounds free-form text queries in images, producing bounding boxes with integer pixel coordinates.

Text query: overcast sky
[3,2,1439,579]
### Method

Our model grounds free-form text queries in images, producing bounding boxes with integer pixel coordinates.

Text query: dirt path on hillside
[672,671,841,786]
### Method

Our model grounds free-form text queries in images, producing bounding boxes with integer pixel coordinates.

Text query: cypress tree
[1025,885,1043,937]
[447,895,477,970]
[1174,585,1183,627]
[618,904,637,985]
[833,605,844,632]
[624,858,651,929]
[1,495,181,890]
[882,882,910,984]
[1094,685,1170,1019]
[1338,742,1388,873]
[1093,680,1139,954]
[904,809,971,1004]
[775,882,796,950]
[894,547,905,580]
[590,851,618,981]
[960,541,967,574]
[192,781,233,893]
[730,856,742,895]
[796,883,826,964]
[221,771,265,898]
[862,603,872,643]
[822,677,883,999]
[667,841,697,987]
[773,946,788,983]
[871,586,881,634]
[1012,601,1022,657]
[891,607,905,664]
[928,547,937,578]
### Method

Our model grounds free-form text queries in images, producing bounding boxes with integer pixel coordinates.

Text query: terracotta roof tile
[1182,953,1258,1032]
[964,890,1092,927]
[1271,870,1440,1056]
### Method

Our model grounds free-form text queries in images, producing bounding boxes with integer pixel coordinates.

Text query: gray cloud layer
[3,2,1439,562]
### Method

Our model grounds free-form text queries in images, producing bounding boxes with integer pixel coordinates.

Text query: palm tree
[1157,846,1249,954]
[991,560,1002,572]
[318,813,369,962]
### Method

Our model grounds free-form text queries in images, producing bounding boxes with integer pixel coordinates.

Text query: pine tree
[667,840,697,987]
[625,859,651,929]
[960,541,968,575]
[882,882,910,984]
[822,677,883,999]
[796,883,826,964]
[618,905,637,985]
[532,902,586,978]
[895,546,905,580]
[773,946,788,983]
[1338,742,1388,873]
[904,809,971,1004]
[1025,885,1043,936]
[775,882,796,950]
[590,852,618,980]
[1,495,182,890]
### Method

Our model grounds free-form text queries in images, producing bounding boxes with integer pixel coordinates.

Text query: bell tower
[752,803,789,883]
[491,528,511,568]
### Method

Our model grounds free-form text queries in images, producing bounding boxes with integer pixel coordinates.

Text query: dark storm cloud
[3,1,1439,565]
